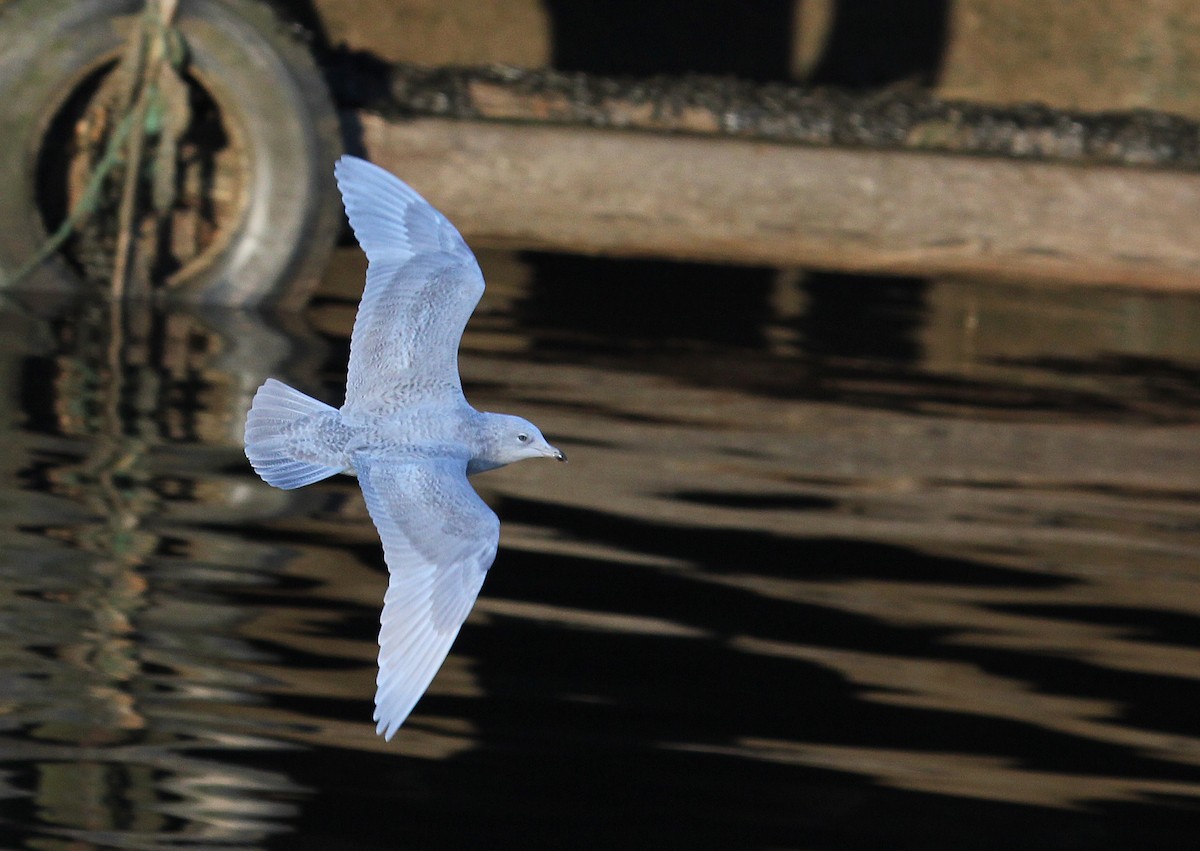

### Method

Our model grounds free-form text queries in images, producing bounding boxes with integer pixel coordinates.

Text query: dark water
[1,251,1199,849]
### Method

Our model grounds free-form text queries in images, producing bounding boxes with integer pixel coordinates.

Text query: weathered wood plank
[357,112,1200,289]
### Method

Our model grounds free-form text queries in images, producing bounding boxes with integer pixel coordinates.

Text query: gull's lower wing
[354,454,500,740]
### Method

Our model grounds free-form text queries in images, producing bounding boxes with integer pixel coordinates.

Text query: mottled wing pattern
[334,156,485,417]
[354,454,500,740]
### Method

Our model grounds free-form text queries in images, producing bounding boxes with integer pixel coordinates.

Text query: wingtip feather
[336,156,424,258]
[334,155,472,271]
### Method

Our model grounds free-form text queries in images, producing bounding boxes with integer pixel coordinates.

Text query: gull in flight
[244,156,565,739]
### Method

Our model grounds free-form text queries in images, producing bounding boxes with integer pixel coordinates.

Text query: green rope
[4,109,138,287]
[5,0,188,290]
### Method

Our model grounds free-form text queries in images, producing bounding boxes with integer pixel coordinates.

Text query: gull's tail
[244,378,344,490]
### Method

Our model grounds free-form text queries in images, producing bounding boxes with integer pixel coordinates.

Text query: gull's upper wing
[354,453,500,740]
[334,156,485,417]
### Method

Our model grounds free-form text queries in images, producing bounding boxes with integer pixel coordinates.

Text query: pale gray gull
[244,155,566,740]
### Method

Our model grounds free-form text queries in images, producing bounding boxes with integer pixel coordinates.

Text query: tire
[0,0,343,307]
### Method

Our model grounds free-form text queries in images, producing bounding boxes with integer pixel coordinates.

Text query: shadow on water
[0,256,1199,849]
[512,256,1200,424]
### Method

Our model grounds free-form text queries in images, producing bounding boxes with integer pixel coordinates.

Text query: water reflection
[0,294,322,848]
[0,259,1199,849]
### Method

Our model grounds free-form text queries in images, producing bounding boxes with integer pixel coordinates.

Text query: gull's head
[484,414,566,467]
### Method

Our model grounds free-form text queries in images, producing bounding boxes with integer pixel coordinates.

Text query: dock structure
[306,0,1200,291]
[348,66,1200,291]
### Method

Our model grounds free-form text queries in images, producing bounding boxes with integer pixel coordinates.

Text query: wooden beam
[357,111,1200,289]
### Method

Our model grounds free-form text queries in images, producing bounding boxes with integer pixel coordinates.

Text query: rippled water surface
[2,252,1199,849]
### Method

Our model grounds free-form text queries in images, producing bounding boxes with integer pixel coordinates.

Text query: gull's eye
[517,433,529,443]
